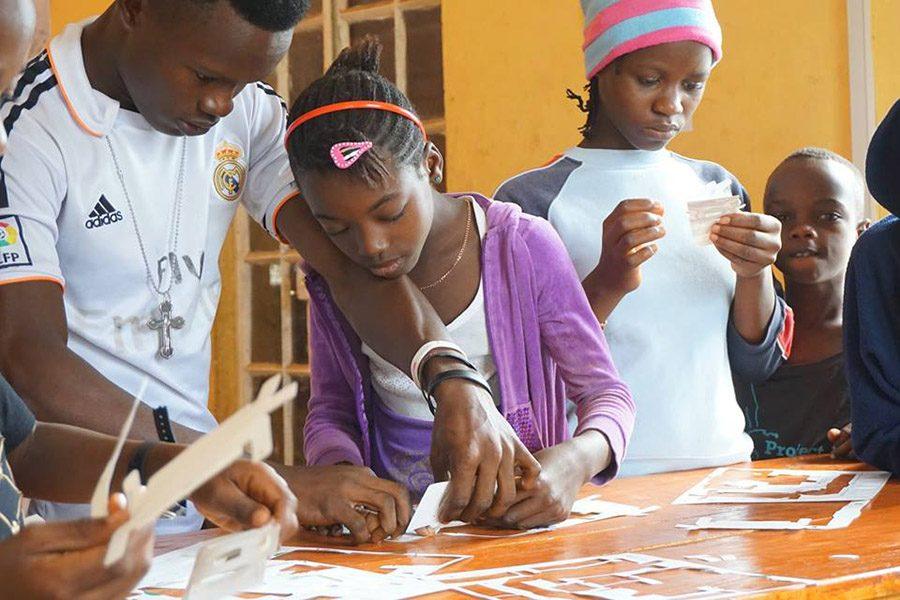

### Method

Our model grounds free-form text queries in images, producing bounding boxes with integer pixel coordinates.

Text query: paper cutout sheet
[435,552,816,599]
[401,484,655,540]
[104,375,298,565]
[184,522,280,600]
[677,500,872,532]
[136,545,472,600]
[672,468,890,505]
[134,547,820,600]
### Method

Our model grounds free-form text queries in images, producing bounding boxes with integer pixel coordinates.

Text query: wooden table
[154,456,900,598]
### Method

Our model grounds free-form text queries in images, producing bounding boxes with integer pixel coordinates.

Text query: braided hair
[566,60,624,140]
[286,37,427,188]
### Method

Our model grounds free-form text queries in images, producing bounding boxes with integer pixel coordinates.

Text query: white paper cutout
[184,522,280,600]
[401,491,655,541]
[404,481,465,534]
[686,180,744,246]
[138,545,471,599]
[673,468,887,531]
[105,375,297,566]
[672,468,890,505]
[90,377,148,517]
[435,552,817,599]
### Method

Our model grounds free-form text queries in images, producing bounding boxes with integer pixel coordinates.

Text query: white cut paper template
[184,522,280,600]
[90,377,148,517]
[672,468,890,505]
[673,468,888,532]
[439,495,656,540]
[435,552,816,599]
[137,548,815,599]
[404,481,465,534]
[138,544,471,599]
[686,179,744,246]
[104,375,298,565]
[402,488,655,540]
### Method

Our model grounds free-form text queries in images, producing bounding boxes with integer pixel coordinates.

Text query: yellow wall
[673,1,850,209]
[871,0,900,218]
[50,0,109,34]
[443,0,895,214]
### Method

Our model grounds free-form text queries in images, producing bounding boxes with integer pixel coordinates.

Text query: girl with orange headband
[285,38,635,532]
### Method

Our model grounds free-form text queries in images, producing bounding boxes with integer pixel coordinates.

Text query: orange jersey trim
[0,275,65,291]
[540,153,564,168]
[272,190,302,244]
[46,45,103,138]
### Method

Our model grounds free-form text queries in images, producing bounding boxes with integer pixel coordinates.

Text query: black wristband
[424,368,493,416]
[153,406,176,443]
[418,352,478,402]
[126,441,156,485]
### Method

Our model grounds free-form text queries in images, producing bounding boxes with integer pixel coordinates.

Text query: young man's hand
[0,499,153,600]
[430,378,541,524]
[275,464,410,545]
[586,199,666,296]
[828,423,854,459]
[189,460,299,542]
[710,212,781,278]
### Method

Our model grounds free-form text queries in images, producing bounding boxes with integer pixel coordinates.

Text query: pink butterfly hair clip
[330,141,374,169]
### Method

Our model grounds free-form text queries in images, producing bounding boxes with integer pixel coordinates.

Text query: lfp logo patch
[0,222,17,247]
[0,216,32,269]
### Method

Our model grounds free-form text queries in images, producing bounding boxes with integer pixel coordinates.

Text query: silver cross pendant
[148,299,185,359]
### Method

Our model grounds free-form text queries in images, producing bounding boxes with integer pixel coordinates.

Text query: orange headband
[284,100,428,148]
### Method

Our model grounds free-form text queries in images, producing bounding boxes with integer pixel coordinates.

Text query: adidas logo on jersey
[85,195,124,229]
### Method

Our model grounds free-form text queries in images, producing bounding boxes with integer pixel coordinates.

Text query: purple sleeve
[524,217,636,484]
[303,288,366,467]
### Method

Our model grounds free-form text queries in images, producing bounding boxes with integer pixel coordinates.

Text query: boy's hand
[276,464,411,545]
[588,199,666,296]
[710,213,781,278]
[0,499,154,600]
[496,444,585,530]
[190,460,299,543]
[827,423,854,459]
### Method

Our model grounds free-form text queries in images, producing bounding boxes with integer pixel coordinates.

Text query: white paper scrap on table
[678,517,814,531]
[677,498,874,531]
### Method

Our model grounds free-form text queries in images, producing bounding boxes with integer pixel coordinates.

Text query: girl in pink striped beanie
[573,0,723,149]
[495,2,791,477]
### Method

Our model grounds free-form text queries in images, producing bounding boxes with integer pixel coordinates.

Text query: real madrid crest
[213,141,247,202]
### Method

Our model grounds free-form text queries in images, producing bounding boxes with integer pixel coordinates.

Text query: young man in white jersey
[0,0,538,540]
[0,3,299,598]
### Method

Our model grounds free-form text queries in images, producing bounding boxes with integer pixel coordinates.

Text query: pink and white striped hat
[581,0,723,80]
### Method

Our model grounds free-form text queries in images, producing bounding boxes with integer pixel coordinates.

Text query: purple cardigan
[303,194,635,494]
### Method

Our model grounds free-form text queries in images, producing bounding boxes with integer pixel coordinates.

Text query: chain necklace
[105,135,187,359]
[419,197,473,291]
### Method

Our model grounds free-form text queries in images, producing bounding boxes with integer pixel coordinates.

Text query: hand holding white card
[406,482,465,535]
[687,195,744,246]
[104,375,297,566]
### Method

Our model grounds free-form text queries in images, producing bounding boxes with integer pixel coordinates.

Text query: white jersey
[0,20,298,526]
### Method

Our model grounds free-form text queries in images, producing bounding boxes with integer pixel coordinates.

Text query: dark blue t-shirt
[0,376,36,540]
[736,354,850,459]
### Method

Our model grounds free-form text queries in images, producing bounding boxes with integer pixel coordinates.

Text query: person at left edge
[0,0,536,541]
